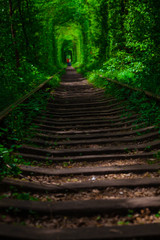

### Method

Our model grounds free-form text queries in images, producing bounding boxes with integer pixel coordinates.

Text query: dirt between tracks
[0,208,160,229]
[31,158,149,169]
[1,187,160,202]
[13,171,160,185]
[50,141,150,150]
[39,125,138,133]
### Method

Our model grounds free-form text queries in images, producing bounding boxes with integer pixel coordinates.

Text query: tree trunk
[9,0,20,68]
[18,0,30,54]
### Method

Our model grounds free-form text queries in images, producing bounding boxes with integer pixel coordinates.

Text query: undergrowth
[0,72,64,180]
[0,61,61,112]
[82,70,160,129]
[78,49,160,96]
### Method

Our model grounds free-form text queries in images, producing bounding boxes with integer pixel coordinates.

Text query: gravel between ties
[28,158,150,169]
[1,208,160,229]
[1,187,160,202]
[13,171,160,185]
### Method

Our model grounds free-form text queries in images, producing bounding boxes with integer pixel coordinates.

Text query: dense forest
[1,0,160,111]
[1,2,160,235]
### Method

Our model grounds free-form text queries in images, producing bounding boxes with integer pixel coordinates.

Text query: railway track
[0,67,160,239]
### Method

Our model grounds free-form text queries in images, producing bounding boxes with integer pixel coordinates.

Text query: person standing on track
[67,58,70,66]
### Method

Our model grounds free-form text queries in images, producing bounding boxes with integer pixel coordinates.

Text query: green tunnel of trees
[1,0,160,111]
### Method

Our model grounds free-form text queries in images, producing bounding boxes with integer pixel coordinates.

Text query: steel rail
[99,75,160,102]
[0,69,64,121]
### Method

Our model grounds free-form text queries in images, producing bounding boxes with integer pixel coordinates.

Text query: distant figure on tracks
[66,58,70,66]
[66,58,71,66]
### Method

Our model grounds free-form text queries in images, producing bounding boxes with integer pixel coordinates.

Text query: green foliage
[86,70,160,128]
[47,73,63,89]
[155,210,160,218]
[79,0,160,95]
[0,0,61,111]
[0,83,61,179]
[87,72,106,88]
[12,192,39,201]
[1,0,160,104]
[0,145,21,180]
[3,89,50,139]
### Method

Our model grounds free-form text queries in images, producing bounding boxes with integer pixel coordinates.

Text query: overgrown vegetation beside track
[1,0,62,111]
[0,73,63,180]
[84,72,160,129]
